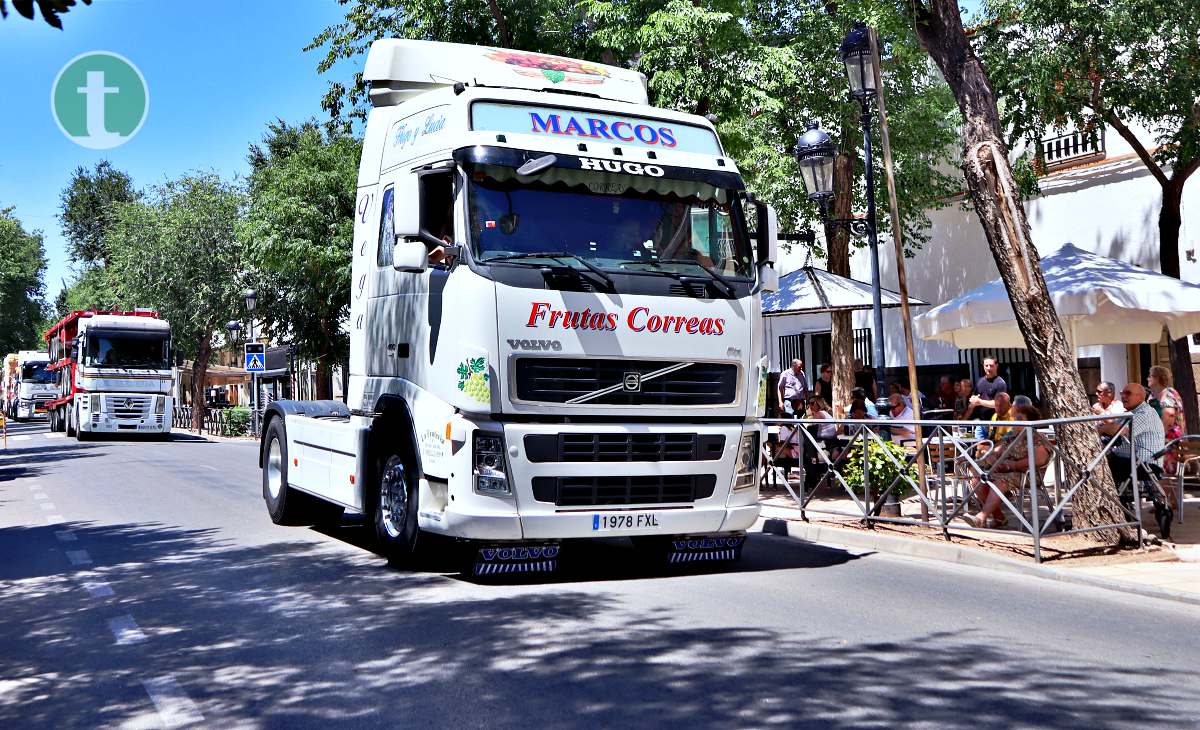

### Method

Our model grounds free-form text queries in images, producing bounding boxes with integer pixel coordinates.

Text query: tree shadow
[0,521,1193,728]
[0,443,102,482]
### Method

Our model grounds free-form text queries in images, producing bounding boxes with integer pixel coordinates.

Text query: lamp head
[793,121,836,202]
[840,20,877,100]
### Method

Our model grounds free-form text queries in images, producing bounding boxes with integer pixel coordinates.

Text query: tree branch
[484,0,512,47]
[1106,110,1169,187]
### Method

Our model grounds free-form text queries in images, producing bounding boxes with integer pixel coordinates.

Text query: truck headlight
[473,430,511,495]
[732,432,759,491]
[90,394,100,412]
[155,396,166,414]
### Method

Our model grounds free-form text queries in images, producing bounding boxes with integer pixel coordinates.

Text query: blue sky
[0,0,355,301]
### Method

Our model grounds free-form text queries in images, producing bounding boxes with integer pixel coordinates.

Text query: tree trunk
[484,0,513,47]
[190,335,211,432]
[1158,181,1199,434]
[316,359,332,401]
[912,0,1135,544]
[828,150,856,416]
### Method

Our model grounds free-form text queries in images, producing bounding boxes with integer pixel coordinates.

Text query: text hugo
[525,302,726,335]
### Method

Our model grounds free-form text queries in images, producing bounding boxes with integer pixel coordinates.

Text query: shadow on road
[0,520,1192,728]
[0,443,101,482]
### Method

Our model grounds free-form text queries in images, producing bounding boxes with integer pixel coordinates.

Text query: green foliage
[977,0,1200,182]
[240,120,361,370]
[55,265,115,315]
[0,0,91,29]
[58,161,140,265]
[0,207,48,354]
[841,438,916,498]
[104,173,248,361]
[223,406,251,437]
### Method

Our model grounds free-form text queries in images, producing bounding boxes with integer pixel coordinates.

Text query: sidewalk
[760,483,1200,605]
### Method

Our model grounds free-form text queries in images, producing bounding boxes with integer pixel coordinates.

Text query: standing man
[969,356,1008,438]
[777,359,810,416]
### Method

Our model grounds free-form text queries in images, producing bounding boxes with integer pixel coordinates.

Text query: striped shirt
[1112,401,1165,466]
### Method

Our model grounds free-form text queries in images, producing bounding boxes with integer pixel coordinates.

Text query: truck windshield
[467,164,753,278]
[85,332,170,369]
[21,363,54,383]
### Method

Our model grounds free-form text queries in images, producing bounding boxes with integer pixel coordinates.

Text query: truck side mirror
[392,239,430,273]
[752,200,779,292]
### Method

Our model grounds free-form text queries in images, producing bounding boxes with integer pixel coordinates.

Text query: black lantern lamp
[794,122,837,205]
[242,289,257,313]
[840,20,876,101]
[225,320,241,339]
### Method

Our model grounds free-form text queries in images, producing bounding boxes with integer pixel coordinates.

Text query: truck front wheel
[372,447,420,566]
[262,419,310,526]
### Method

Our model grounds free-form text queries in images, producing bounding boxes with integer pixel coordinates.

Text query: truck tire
[47,408,57,430]
[261,419,311,526]
[370,444,421,566]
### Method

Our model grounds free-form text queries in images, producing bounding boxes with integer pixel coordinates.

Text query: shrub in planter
[841,439,917,500]
[224,407,251,437]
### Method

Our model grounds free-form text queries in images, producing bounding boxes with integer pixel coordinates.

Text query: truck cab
[260,40,778,574]
[10,351,57,421]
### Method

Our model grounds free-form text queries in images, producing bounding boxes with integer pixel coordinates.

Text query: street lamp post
[242,289,258,436]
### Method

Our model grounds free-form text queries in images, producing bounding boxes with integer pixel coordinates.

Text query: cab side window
[376,186,395,267]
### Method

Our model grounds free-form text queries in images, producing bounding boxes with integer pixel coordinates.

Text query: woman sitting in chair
[962,396,1051,528]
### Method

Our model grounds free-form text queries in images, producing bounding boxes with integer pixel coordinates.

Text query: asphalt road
[1,417,1198,729]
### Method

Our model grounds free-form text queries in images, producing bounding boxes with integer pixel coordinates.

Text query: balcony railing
[1039,128,1105,171]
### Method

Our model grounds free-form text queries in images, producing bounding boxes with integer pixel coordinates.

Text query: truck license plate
[592,513,661,531]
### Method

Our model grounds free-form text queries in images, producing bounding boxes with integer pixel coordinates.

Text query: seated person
[989,392,1014,441]
[954,378,974,420]
[775,419,803,482]
[886,394,915,443]
[1099,383,1165,493]
[963,400,1051,528]
[851,387,879,417]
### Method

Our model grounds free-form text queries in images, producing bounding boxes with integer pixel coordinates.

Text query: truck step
[473,544,560,576]
[667,535,745,564]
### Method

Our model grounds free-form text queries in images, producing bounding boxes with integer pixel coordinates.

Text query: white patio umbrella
[914,242,1200,350]
[762,266,927,316]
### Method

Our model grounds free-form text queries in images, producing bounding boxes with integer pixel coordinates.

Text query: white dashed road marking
[108,615,147,645]
[43,433,65,439]
[39,502,56,511]
[44,515,65,524]
[82,580,114,598]
[65,550,92,566]
[32,493,48,500]
[11,435,30,442]
[55,530,77,542]
[142,676,204,728]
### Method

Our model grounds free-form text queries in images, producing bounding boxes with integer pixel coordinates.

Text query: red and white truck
[44,310,174,439]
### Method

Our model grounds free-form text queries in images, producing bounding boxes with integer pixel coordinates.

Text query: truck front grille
[514,358,739,406]
[103,395,151,419]
[524,433,725,463]
[531,474,717,506]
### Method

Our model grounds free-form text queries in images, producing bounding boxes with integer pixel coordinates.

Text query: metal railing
[173,406,260,438]
[763,412,1151,562]
[1040,128,1105,170]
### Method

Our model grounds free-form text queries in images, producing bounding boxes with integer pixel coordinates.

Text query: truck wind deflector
[453,146,745,191]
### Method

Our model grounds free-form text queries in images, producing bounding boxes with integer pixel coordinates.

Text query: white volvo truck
[45,310,174,439]
[259,40,778,574]
[8,351,58,421]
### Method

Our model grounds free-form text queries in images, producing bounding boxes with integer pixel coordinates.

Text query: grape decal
[457,357,490,404]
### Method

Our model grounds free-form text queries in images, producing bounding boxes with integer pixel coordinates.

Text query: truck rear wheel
[371,446,421,566]
[262,418,312,526]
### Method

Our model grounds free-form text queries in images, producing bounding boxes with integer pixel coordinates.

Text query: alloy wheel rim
[266,439,283,499]
[379,456,408,539]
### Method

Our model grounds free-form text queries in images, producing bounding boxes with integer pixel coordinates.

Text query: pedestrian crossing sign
[245,343,266,373]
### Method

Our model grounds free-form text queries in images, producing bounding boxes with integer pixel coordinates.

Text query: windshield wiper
[484,251,614,289]
[620,258,737,297]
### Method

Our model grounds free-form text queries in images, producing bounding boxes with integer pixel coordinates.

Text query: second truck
[259,40,778,574]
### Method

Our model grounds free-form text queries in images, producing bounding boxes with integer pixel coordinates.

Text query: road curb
[756,510,1200,608]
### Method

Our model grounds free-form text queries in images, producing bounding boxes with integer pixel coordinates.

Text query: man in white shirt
[887,394,915,443]
[1092,381,1125,418]
[776,359,809,415]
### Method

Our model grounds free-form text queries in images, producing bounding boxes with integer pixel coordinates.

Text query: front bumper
[420,419,761,540]
[79,394,172,433]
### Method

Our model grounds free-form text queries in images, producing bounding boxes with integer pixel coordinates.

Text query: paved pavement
[2,417,1199,728]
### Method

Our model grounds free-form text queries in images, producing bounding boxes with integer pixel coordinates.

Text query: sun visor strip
[453,146,745,191]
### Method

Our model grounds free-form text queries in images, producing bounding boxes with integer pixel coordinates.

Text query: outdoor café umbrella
[762,266,927,316]
[914,242,1200,350]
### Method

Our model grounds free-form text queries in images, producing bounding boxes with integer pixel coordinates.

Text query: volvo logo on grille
[622,372,642,392]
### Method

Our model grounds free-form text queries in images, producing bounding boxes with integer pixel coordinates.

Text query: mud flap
[667,533,745,564]
[473,543,560,576]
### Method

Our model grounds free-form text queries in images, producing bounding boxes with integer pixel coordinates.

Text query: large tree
[241,120,361,400]
[105,174,248,429]
[0,207,48,355]
[903,0,1133,543]
[59,160,140,267]
[977,0,1200,433]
